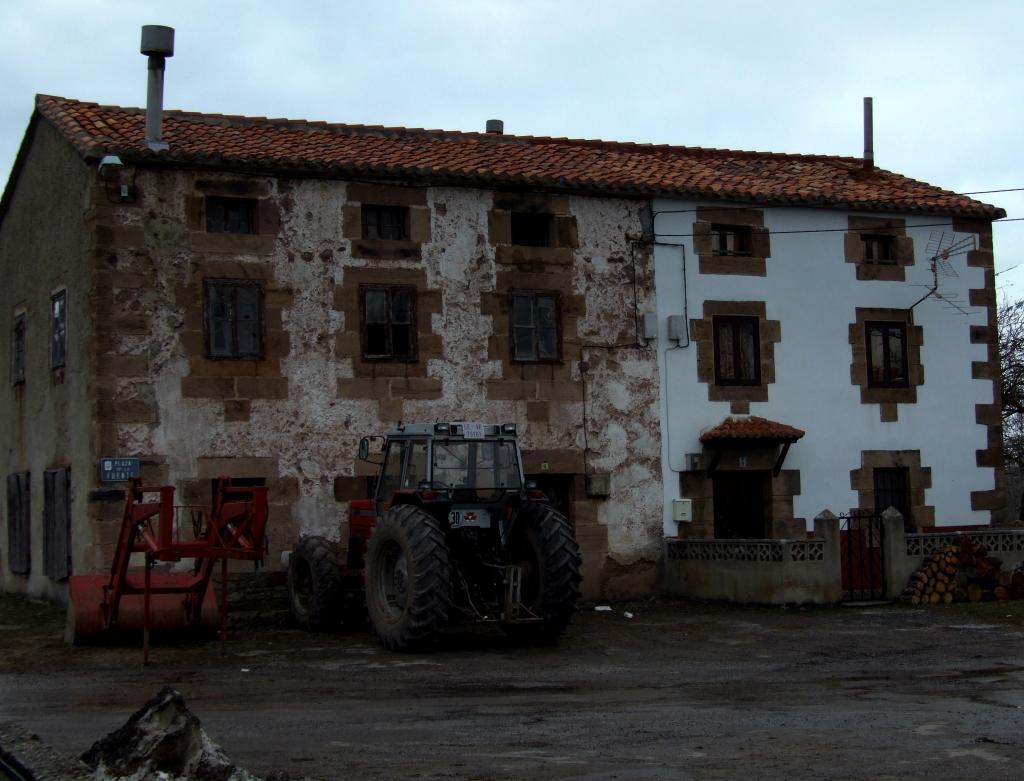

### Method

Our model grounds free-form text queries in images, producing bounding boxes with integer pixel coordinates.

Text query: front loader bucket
[66,574,219,645]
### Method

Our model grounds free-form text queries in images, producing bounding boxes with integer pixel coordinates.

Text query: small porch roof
[699,416,805,445]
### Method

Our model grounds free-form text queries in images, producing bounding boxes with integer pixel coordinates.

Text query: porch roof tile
[699,416,805,444]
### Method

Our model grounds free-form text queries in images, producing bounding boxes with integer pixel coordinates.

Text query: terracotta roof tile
[699,416,806,444]
[30,95,1004,218]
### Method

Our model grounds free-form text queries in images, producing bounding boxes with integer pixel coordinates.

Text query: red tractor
[286,422,582,650]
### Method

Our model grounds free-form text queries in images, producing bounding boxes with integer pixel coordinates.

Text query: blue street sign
[99,457,140,482]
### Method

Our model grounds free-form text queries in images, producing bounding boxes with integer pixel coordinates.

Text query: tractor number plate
[449,508,490,529]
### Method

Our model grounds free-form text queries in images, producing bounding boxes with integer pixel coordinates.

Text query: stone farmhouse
[0,87,1005,604]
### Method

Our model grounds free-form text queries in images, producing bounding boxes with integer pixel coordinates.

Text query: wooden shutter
[44,468,71,580]
[6,472,30,575]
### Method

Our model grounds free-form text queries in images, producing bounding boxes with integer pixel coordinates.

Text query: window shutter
[894,236,915,264]
[7,472,31,576]
[553,215,578,249]
[44,468,71,580]
[751,226,771,259]
[692,221,713,255]
[844,233,865,263]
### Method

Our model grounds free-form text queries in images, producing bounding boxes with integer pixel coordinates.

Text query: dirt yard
[1,593,1023,780]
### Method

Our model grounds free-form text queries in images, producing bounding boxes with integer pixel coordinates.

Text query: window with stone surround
[360,284,417,361]
[488,193,578,265]
[851,450,933,529]
[510,290,561,362]
[865,321,908,388]
[511,212,553,248]
[361,204,409,241]
[713,315,761,385]
[204,279,263,359]
[341,183,431,262]
[849,308,922,421]
[205,196,257,234]
[50,291,66,370]
[692,208,770,276]
[844,217,914,281]
[11,312,26,385]
[691,301,780,413]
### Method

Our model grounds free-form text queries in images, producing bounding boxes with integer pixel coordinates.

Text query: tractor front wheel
[287,535,343,631]
[365,505,451,651]
[503,504,582,643]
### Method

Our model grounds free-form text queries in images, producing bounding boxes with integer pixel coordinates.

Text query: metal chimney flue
[141,25,175,152]
[863,96,874,170]
[485,119,504,135]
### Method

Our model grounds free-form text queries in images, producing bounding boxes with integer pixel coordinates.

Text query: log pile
[898,539,1024,605]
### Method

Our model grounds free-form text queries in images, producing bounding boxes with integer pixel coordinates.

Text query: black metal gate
[839,511,886,601]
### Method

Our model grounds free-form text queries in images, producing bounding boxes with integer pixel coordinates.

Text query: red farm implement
[67,477,269,660]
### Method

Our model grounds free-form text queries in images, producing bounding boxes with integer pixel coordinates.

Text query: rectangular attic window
[206,197,257,234]
[362,205,409,240]
[510,212,553,247]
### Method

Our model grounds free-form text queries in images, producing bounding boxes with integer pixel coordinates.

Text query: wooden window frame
[361,204,410,241]
[203,279,265,360]
[509,290,562,363]
[359,284,418,362]
[510,212,553,248]
[713,315,761,386]
[865,321,909,389]
[862,234,896,265]
[11,312,26,385]
[205,196,258,235]
[50,291,66,370]
[710,224,753,257]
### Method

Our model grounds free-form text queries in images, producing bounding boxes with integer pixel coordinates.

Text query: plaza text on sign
[99,458,140,482]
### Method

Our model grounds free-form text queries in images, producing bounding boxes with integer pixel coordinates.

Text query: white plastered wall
[653,199,996,537]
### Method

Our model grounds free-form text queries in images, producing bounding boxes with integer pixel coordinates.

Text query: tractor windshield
[432,440,521,491]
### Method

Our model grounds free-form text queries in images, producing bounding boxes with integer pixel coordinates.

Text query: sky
[2,0,1022,298]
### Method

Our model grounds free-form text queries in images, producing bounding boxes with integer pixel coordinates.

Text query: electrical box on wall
[667,315,687,344]
[642,313,658,343]
[672,498,693,523]
[586,473,611,498]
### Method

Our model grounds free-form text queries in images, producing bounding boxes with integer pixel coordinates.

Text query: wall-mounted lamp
[97,155,131,201]
[98,155,124,181]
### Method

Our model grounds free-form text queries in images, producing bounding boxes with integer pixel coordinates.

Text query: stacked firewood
[898,539,1024,605]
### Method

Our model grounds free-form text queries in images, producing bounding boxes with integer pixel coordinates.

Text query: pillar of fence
[813,509,843,602]
[880,507,912,599]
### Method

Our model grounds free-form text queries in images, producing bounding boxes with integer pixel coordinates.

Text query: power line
[962,188,1024,195]
[654,216,1024,240]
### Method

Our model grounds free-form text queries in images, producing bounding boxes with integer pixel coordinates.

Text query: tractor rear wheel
[287,535,343,631]
[365,504,451,651]
[503,504,582,643]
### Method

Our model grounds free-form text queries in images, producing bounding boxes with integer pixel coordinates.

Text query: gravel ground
[1,593,1023,779]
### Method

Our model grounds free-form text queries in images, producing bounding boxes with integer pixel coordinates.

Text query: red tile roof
[699,416,805,444]
[30,95,1003,218]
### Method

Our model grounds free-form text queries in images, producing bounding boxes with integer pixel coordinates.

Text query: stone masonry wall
[88,168,664,598]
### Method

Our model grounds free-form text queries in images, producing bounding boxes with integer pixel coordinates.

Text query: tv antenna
[909,230,976,315]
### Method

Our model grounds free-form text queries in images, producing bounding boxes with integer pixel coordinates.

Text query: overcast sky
[2,0,1022,297]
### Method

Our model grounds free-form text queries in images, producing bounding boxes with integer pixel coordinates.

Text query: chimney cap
[485,119,504,135]
[141,25,175,57]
